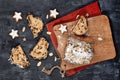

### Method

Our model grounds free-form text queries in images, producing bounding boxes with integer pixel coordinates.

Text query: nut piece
[23,37,27,42]
[46,14,49,19]
[49,52,53,57]
[73,16,88,35]
[64,37,94,64]
[98,37,103,41]
[27,14,43,38]
[10,45,30,68]
[37,61,42,67]
[30,37,49,60]
[46,31,51,35]
[22,26,26,32]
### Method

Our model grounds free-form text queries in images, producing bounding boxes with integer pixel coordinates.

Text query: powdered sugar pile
[64,37,94,64]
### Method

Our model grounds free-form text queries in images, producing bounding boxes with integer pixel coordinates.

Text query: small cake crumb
[22,26,26,32]
[57,35,61,38]
[49,52,53,57]
[98,37,103,41]
[47,31,51,35]
[46,14,49,19]
[37,61,42,67]
[23,37,27,42]
[86,13,89,17]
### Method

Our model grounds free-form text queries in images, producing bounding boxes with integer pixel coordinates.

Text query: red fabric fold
[46,1,101,76]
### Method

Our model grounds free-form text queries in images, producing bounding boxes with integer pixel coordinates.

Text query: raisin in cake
[72,16,88,35]
[30,37,49,60]
[27,14,43,38]
[10,45,30,68]
[64,37,94,64]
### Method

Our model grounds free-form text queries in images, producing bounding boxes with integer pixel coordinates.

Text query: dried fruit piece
[30,37,49,60]
[73,16,88,35]
[27,14,43,38]
[10,45,30,68]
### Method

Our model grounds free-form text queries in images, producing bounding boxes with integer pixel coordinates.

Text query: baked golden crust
[30,37,49,60]
[10,45,30,68]
[27,14,43,38]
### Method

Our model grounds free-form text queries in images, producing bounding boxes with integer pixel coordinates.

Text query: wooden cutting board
[53,15,116,70]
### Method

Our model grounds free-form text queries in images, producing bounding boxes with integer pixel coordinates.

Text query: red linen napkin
[46,1,101,76]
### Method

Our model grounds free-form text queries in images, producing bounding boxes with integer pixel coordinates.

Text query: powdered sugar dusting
[64,37,94,64]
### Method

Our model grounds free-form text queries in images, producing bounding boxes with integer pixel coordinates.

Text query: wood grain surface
[53,15,116,70]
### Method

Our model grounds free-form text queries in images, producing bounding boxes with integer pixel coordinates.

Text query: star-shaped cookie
[9,29,19,39]
[13,12,22,22]
[58,24,67,34]
[50,9,59,18]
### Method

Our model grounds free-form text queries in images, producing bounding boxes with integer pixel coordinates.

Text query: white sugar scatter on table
[37,61,42,67]
[13,11,22,22]
[50,9,59,18]
[8,58,13,64]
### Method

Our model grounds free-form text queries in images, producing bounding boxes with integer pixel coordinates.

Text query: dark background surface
[0,0,120,80]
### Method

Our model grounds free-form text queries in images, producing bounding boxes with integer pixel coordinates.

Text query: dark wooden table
[0,0,119,80]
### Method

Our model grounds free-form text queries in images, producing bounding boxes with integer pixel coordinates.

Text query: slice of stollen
[30,37,49,60]
[10,45,30,68]
[72,16,88,35]
[27,14,43,38]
